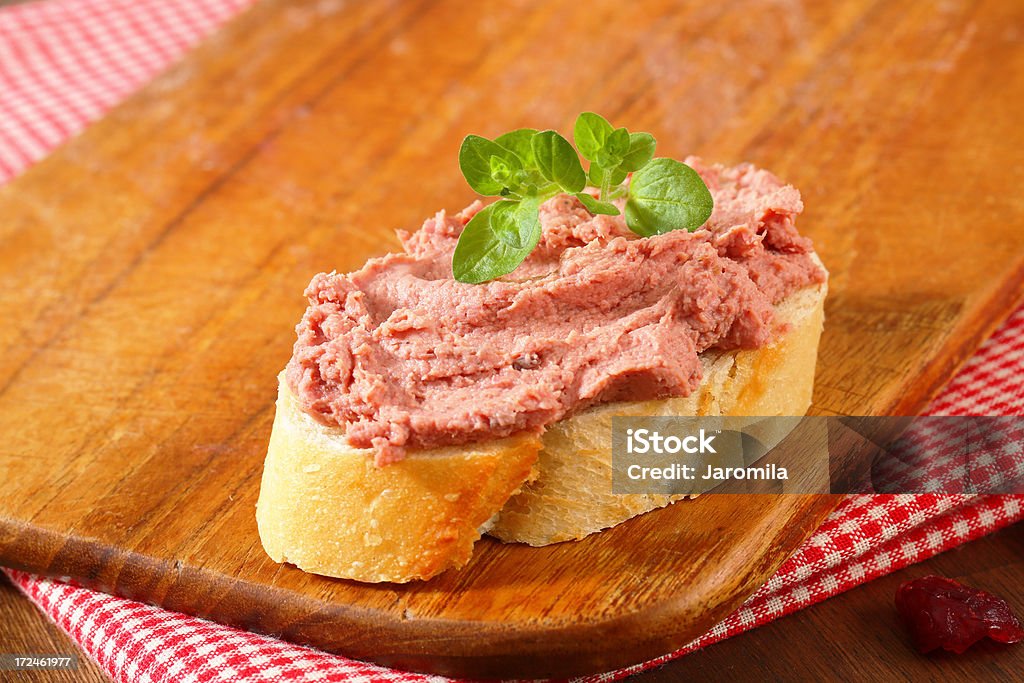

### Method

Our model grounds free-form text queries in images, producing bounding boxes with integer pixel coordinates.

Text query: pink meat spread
[286,158,826,464]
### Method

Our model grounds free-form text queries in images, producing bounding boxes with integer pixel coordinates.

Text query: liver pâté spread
[285,158,826,464]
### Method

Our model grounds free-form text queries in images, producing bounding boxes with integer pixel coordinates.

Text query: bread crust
[256,258,827,581]
[256,382,541,582]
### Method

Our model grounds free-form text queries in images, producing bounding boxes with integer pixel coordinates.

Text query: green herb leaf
[489,155,513,185]
[456,116,714,283]
[575,192,620,216]
[573,112,614,161]
[459,135,523,196]
[531,130,586,193]
[619,132,657,172]
[624,158,714,237]
[492,196,542,248]
[588,163,628,188]
[452,197,542,283]
[606,127,630,157]
[494,128,539,167]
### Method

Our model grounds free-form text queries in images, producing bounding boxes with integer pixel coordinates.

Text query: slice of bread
[489,274,828,545]
[256,391,541,583]
[256,259,827,582]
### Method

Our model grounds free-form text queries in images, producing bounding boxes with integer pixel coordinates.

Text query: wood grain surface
[0,0,1022,678]
[4,522,1022,682]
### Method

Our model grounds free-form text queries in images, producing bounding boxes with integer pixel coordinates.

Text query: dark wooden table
[2,519,1020,682]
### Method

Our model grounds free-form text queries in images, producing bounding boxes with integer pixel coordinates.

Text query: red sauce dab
[896,575,1024,654]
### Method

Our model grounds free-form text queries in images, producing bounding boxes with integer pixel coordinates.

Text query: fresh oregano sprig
[452,112,714,283]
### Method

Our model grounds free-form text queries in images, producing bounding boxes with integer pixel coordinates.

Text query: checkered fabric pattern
[0,0,251,182]
[927,307,1024,416]
[2,1,1022,681]
[866,416,1024,494]
[8,494,1024,683]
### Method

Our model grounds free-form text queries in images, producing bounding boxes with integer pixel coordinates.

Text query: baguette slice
[256,389,541,583]
[489,269,828,545]
[256,257,827,582]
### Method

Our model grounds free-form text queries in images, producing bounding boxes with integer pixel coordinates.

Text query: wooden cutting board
[1,0,1022,678]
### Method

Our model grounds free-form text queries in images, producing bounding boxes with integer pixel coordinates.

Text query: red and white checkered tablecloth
[2,1,1022,681]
